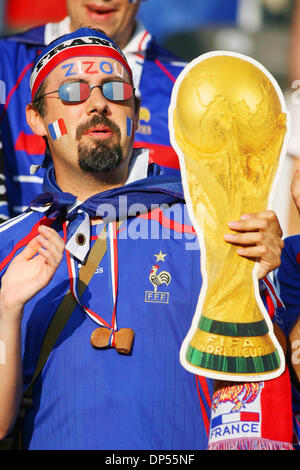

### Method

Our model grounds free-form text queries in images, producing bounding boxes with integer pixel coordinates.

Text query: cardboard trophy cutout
[169,51,289,381]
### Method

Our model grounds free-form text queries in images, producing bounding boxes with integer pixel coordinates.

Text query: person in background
[0,0,185,221]
[276,0,300,236]
[275,167,300,445]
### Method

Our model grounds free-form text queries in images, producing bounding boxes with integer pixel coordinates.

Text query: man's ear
[26,104,47,137]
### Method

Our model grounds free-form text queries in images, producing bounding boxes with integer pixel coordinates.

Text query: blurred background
[0,0,294,88]
[0,0,293,87]
[1,0,300,235]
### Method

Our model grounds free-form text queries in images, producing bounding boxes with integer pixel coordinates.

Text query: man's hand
[224,210,284,279]
[0,225,65,318]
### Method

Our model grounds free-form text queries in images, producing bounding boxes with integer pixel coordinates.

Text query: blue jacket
[0,161,212,450]
[0,150,287,449]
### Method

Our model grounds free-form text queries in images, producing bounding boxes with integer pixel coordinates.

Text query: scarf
[29,149,184,263]
[26,150,184,351]
[207,291,295,451]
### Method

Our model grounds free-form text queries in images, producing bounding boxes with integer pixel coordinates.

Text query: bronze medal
[90,327,135,355]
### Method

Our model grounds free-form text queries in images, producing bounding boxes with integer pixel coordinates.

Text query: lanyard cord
[108,222,119,346]
[63,219,134,354]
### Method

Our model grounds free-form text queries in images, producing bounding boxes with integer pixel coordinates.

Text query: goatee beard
[76,115,123,174]
[78,140,123,173]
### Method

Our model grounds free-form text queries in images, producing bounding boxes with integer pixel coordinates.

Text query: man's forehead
[59,56,128,78]
[47,56,131,86]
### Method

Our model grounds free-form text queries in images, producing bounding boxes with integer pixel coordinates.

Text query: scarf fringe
[208,437,294,450]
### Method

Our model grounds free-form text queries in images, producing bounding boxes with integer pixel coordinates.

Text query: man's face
[66,0,141,49]
[39,56,137,178]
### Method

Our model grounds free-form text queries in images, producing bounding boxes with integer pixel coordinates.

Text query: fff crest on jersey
[145,251,171,304]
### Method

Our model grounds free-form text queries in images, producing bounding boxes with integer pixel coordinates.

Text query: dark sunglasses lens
[59,82,90,103]
[102,81,133,101]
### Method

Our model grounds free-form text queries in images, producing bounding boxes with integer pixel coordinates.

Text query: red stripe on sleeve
[138,208,195,234]
[197,375,212,408]
[154,59,177,83]
[263,276,283,308]
[0,216,54,272]
[134,142,180,170]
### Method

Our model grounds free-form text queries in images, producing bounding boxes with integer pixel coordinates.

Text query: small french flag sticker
[48,118,67,140]
[127,117,133,137]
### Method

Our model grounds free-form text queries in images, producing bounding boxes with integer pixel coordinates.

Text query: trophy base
[186,344,281,376]
[185,316,282,378]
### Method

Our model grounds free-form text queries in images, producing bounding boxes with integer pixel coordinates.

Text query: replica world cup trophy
[169,51,289,381]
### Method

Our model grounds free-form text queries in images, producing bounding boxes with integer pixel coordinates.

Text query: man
[0,28,292,450]
[0,0,185,221]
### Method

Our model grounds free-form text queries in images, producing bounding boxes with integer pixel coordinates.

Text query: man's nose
[86,86,111,115]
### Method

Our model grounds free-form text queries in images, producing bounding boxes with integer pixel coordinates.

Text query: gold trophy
[169,52,288,381]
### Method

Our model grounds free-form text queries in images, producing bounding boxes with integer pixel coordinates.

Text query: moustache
[76,115,121,141]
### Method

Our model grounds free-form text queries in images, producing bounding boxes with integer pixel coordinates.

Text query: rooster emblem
[149,265,171,292]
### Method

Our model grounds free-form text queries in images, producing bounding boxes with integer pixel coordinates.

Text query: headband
[30,27,132,101]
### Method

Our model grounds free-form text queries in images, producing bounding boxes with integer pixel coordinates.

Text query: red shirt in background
[5,0,67,29]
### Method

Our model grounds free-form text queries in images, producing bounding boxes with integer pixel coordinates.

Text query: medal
[90,327,135,354]
[64,221,135,354]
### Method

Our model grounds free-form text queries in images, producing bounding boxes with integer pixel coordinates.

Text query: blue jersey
[0,18,185,221]
[0,152,280,450]
[0,162,212,450]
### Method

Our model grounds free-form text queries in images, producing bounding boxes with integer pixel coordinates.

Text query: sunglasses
[34,80,135,104]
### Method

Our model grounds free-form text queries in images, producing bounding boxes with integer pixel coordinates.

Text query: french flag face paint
[127,117,133,138]
[48,118,68,140]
